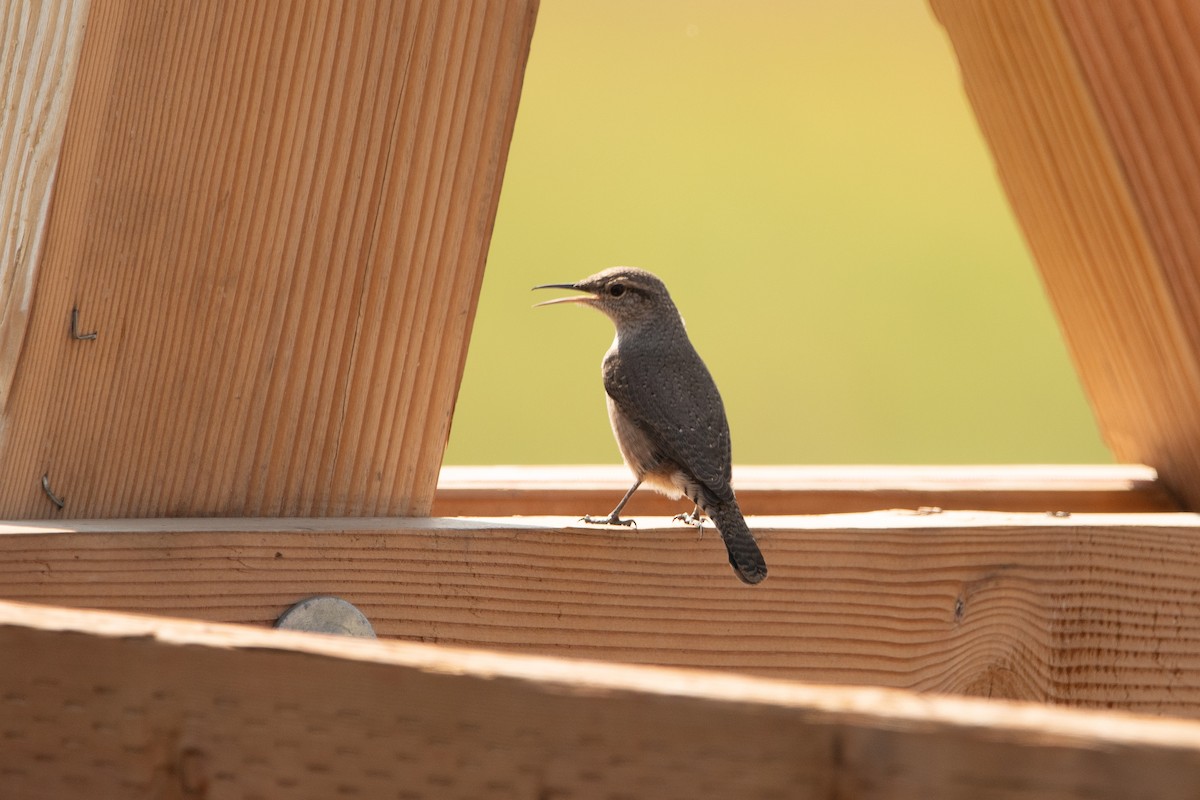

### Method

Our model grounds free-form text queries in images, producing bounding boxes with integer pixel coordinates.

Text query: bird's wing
[603,342,734,503]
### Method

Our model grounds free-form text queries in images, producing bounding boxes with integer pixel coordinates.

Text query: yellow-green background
[443,1,1112,466]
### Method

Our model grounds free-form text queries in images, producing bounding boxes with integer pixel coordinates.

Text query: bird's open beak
[532,283,595,308]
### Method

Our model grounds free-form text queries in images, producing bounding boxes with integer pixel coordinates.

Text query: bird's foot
[673,510,706,539]
[581,514,637,528]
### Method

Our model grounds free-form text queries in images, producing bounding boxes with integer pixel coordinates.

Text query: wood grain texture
[433,463,1180,515]
[0,0,538,519]
[930,0,1200,510]
[0,1,91,411]
[5,600,1200,800]
[3,511,1200,717]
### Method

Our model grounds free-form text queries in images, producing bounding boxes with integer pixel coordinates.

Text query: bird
[533,267,767,585]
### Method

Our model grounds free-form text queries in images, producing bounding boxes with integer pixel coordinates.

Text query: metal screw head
[274,596,376,638]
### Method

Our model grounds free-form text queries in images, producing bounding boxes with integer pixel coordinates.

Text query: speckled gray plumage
[535,267,767,584]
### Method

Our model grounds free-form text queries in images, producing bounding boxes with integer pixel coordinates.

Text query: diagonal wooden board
[0,0,538,519]
[4,598,1200,799]
[3,511,1200,717]
[931,0,1200,511]
[0,1,91,410]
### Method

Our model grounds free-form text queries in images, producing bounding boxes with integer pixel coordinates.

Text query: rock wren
[534,267,768,584]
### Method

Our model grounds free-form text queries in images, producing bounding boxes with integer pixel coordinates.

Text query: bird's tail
[707,499,767,584]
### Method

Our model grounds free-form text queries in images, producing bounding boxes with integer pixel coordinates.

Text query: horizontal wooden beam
[433,464,1179,515]
[3,599,1200,799]
[3,511,1200,716]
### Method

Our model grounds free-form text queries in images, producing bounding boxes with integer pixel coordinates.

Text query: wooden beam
[433,464,1180,515]
[0,1,91,410]
[0,0,537,518]
[4,599,1200,799]
[3,512,1200,716]
[930,0,1200,510]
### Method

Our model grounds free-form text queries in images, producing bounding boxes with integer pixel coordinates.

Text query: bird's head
[533,267,677,331]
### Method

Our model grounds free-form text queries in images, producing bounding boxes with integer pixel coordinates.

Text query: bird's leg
[582,479,641,527]
[673,502,706,539]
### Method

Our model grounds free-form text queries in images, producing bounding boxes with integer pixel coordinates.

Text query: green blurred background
[443,0,1112,466]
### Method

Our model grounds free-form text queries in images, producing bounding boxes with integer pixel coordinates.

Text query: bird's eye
[609,283,626,297]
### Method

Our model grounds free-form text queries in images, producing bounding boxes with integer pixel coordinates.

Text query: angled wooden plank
[0,0,538,519]
[433,464,1180,515]
[930,0,1200,509]
[0,1,91,410]
[4,599,1200,800]
[2,512,1200,716]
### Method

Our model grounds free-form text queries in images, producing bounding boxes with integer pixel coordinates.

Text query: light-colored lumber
[0,1,91,410]
[4,598,1200,800]
[930,0,1200,511]
[0,0,537,518]
[433,463,1179,515]
[4,511,1200,716]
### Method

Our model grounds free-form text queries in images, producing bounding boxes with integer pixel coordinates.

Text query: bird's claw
[673,510,706,539]
[581,514,637,528]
